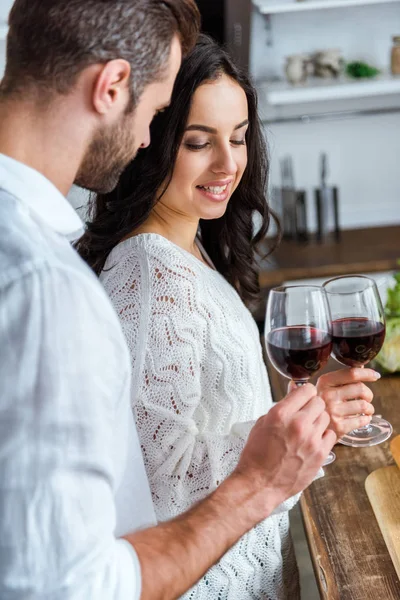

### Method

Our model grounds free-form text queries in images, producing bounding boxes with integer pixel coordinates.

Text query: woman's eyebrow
[185,119,249,134]
[234,119,249,130]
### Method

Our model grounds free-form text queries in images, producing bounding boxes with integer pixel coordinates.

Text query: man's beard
[75,116,137,194]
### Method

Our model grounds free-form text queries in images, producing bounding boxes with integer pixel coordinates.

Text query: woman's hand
[315,368,381,437]
[288,368,381,437]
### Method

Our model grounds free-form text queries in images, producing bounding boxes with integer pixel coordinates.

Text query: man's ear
[92,59,131,116]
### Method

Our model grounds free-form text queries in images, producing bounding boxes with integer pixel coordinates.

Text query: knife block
[315,186,340,242]
[279,188,308,243]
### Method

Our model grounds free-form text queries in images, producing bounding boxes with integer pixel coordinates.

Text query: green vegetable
[374,261,400,374]
[386,270,400,317]
[346,61,380,79]
[375,317,400,374]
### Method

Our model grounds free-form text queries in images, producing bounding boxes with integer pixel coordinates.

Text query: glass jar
[391,36,400,75]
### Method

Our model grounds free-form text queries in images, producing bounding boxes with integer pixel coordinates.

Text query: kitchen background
[252,0,400,233]
[198,0,400,235]
[1,0,399,234]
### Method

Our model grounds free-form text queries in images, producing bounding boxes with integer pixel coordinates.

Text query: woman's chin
[198,203,229,221]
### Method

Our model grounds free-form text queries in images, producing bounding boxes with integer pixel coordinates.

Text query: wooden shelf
[253,0,400,14]
[259,74,400,106]
[258,225,400,289]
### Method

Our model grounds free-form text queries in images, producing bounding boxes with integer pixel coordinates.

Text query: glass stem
[351,365,372,434]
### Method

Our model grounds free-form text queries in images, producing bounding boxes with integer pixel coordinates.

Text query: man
[0,1,336,598]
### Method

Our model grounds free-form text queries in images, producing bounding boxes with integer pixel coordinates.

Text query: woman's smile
[196,178,233,202]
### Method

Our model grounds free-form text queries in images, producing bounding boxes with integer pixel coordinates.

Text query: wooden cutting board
[365,465,400,579]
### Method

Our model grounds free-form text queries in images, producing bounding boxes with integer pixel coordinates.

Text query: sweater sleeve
[105,244,256,521]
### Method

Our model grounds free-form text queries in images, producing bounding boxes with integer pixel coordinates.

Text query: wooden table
[267,358,400,599]
[258,225,400,289]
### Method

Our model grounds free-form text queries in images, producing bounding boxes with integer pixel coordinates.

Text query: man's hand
[128,384,335,600]
[315,368,380,437]
[233,383,336,518]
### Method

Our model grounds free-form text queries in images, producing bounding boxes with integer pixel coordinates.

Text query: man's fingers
[298,394,326,421]
[318,368,380,388]
[321,428,337,450]
[279,382,318,414]
[312,409,331,435]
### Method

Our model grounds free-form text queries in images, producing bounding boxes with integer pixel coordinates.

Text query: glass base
[323,451,336,466]
[338,416,393,448]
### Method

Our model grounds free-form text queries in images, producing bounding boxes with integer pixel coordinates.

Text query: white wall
[250,4,400,232]
[1,0,14,17]
[266,112,400,232]
[0,0,12,76]
[0,40,6,76]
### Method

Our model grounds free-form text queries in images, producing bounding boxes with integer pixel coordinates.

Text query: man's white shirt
[0,153,156,599]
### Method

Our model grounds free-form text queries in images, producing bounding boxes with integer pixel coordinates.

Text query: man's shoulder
[0,192,129,362]
[0,190,95,290]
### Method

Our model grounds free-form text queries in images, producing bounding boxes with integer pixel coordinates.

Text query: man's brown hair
[1,0,200,104]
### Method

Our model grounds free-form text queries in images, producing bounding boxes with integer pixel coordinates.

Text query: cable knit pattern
[101,233,301,600]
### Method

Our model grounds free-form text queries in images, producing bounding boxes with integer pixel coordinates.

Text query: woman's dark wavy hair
[77,34,280,305]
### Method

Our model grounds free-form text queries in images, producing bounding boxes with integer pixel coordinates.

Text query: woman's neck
[130,204,201,258]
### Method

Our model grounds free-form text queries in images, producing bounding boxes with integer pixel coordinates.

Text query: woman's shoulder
[106,233,195,265]
[101,233,202,292]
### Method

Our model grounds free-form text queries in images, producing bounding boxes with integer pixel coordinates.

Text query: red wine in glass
[331,317,386,367]
[267,326,332,382]
[265,285,336,466]
[323,275,392,448]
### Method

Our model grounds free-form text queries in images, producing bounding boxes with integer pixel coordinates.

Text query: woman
[77,36,378,599]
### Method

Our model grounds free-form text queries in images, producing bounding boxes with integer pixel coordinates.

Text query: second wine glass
[265,285,335,466]
[323,275,392,447]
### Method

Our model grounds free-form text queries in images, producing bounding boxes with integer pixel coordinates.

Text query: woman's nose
[212,147,237,175]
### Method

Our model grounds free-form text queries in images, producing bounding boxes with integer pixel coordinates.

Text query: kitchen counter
[266,355,400,599]
[258,225,400,289]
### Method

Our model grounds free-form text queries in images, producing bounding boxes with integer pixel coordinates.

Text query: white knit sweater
[101,233,301,600]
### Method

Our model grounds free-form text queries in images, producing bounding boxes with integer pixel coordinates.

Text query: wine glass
[265,285,335,466]
[323,275,392,447]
